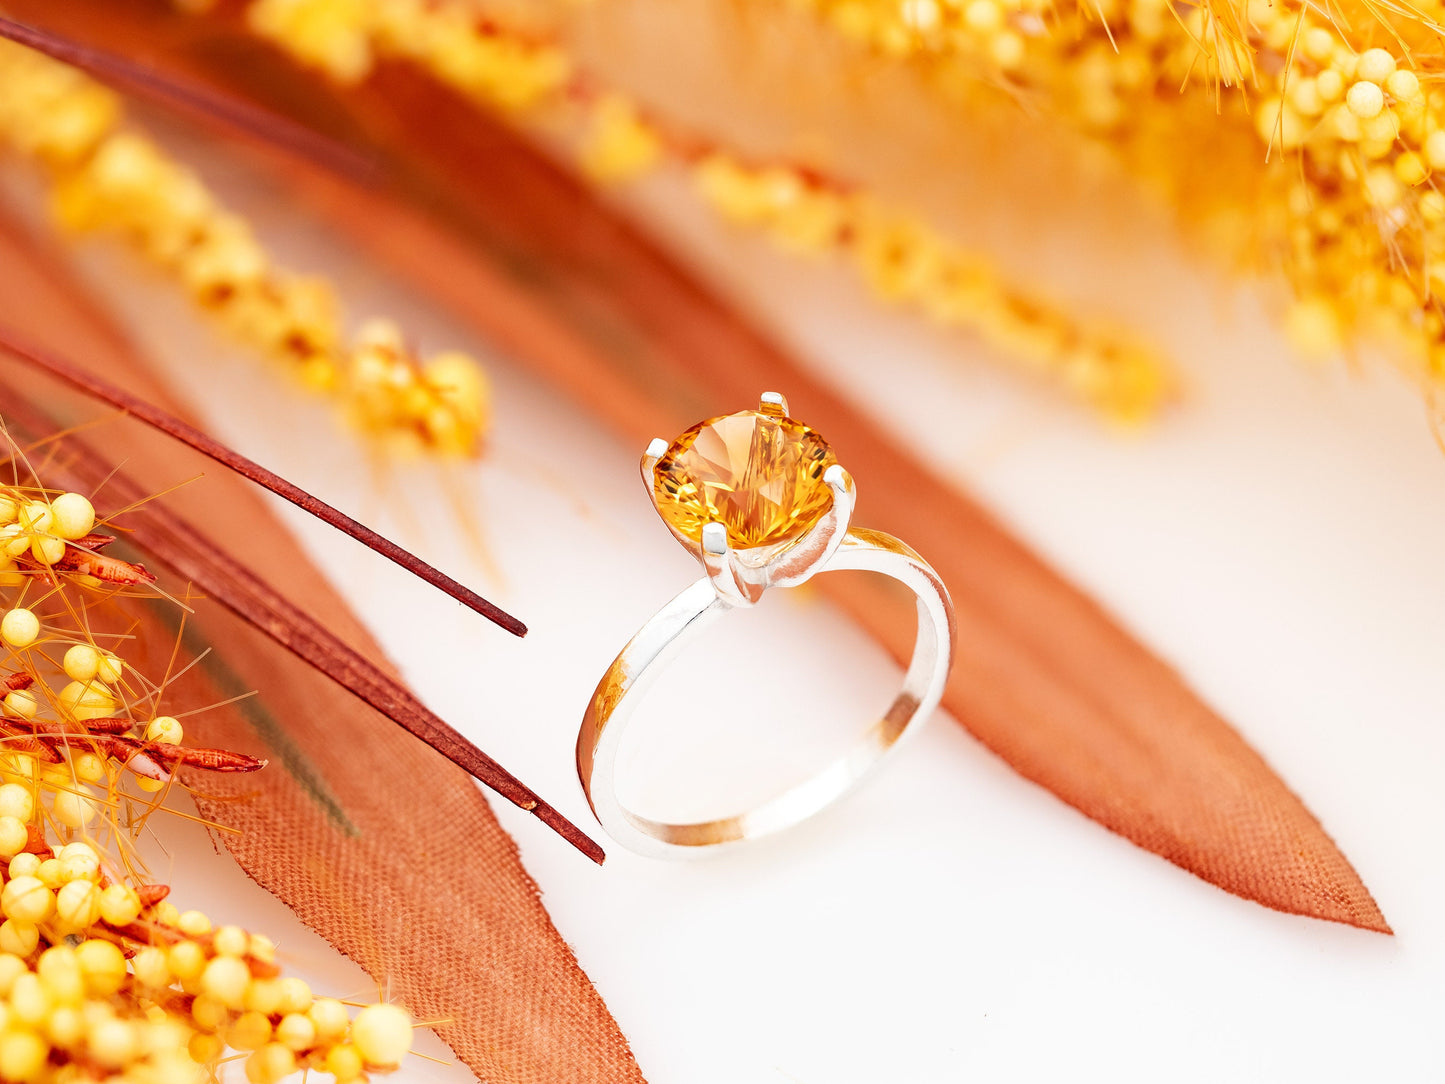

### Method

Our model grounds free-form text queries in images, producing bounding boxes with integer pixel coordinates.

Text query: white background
[22,137,1445,1082]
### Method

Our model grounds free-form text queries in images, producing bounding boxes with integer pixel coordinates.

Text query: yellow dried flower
[0,38,491,457]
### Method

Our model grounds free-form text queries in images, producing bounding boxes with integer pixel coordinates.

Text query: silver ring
[577,393,956,859]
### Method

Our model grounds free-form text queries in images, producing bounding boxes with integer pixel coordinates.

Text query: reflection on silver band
[577,527,954,859]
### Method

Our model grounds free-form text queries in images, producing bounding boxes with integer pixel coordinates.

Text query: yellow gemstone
[653,409,837,547]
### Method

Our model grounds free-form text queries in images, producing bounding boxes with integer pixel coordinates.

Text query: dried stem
[0,325,527,638]
[0,380,603,864]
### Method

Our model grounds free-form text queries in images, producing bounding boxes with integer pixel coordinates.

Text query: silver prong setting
[640,437,668,487]
[701,522,728,556]
[699,522,763,606]
[759,391,790,415]
[764,463,855,589]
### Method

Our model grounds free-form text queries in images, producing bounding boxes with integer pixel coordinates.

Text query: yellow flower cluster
[0,481,257,808]
[0,40,489,457]
[247,0,571,109]
[228,0,1173,422]
[0,460,414,1083]
[693,153,1169,420]
[791,0,1445,383]
[0,847,415,1084]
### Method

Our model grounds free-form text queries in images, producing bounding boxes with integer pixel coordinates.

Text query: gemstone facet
[652,409,838,548]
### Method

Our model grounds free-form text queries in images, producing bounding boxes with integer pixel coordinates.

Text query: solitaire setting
[577,393,956,858]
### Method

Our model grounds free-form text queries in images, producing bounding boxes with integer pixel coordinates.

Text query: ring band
[576,394,956,858]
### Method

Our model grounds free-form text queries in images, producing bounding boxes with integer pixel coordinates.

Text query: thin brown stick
[0,16,377,183]
[0,327,527,639]
[0,382,604,864]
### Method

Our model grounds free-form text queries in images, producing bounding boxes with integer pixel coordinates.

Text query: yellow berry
[229,1010,273,1051]
[0,920,37,956]
[2,691,36,719]
[59,838,99,884]
[7,854,39,879]
[33,858,61,889]
[55,879,101,929]
[244,978,285,1017]
[189,1031,225,1064]
[213,924,249,958]
[88,1017,136,1069]
[136,776,165,793]
[351,1003,413,1066]
[94,654,123,684]
[1364,163,1403,206]
[276,1012,317,1051]
[0,818,27,860]
[29,535,64,566]
[0,953,26,995]
[0,784,34,824]
[201,954,251,1009]
[1303,26,1335,62]
[1357,47,1397,84]
[75,939,126,996]
[145,716,183,745]
[1386,68,1420,101]
[15,503,51,539]
[49,493,94,540]
[1346,80,1385,119]
[153,901,180,926]
[7,972,48,1026]
[1,876,53,923]
[324,1043,364,1082]
[1,609,40,649]
[177,909,211,937]
[36,945,84,1005]
[58,681,114,723]
[167,940,206,982]
[248,933,276,964]
[62,644,100,683]
[277,976,312,1015]
[52,787,98,828]
[98,883,141,926]
[245,1042,297,1084]
[46,1003,85,1049]
[131,946,171,988]
[1315,69,1344,102]
[0,1029,48,1082]
[71,753,106,784]
[308,998,349,1042]
[191,992,229,1031]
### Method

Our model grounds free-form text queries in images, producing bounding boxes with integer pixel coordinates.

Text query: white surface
[25,143,1445,1083]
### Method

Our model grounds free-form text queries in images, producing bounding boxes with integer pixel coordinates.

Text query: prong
[759,391,789,416]
[640,437,668,486]
[699,525,762,607]
[701,522,728,556]
[763,463,855,589]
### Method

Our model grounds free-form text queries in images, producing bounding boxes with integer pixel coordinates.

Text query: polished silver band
[577,526,954,859]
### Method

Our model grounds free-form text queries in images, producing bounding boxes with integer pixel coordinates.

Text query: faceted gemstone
[652,408,838,547]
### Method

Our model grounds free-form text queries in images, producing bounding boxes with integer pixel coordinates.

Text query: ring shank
[577,528,955,858]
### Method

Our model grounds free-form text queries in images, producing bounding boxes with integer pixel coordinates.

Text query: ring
[577,393,956,858]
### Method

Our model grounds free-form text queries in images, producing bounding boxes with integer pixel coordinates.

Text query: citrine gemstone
[652,409,838,547]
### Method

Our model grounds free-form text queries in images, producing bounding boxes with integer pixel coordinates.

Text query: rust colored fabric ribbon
[0,209,646,1081]
[2,2,1391,934]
